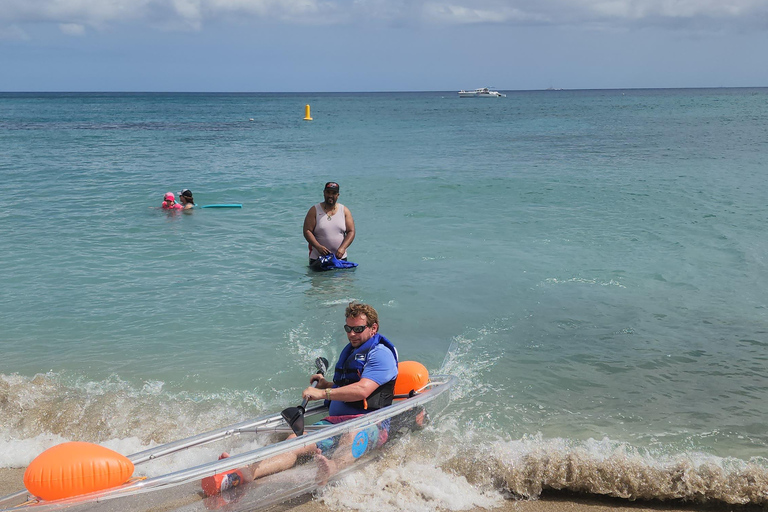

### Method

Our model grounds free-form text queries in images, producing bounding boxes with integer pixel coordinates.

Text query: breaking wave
[3,372,768,508]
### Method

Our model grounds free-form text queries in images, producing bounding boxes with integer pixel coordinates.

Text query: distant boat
[458,87,506,98]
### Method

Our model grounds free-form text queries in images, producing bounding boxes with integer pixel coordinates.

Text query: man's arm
[303,344,395,402]
[335,207,356,258]
[303,378,378,402]
[303,206,330,256]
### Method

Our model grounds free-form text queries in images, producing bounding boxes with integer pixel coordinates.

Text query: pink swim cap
[164,192,175,201]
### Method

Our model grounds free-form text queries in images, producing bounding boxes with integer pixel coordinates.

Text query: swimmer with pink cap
[162,192,182,210]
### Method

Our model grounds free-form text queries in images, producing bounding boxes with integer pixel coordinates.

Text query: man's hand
[310,373,329,387]
[302,386,325,401]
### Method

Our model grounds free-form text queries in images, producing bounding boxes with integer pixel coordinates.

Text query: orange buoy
[394,361,430,399]
[24,442,134,501]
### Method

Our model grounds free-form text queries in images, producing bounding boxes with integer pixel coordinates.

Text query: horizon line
[1,86,767,94]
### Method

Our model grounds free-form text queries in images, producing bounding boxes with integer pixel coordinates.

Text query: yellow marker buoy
[304,104,313,121]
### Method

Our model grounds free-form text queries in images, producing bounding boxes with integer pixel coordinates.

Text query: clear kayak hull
[0,375,456,512]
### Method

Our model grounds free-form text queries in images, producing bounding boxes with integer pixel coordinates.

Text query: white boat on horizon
[458,87,506,98]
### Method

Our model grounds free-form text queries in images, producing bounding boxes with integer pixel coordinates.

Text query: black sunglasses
[343,325,367,333]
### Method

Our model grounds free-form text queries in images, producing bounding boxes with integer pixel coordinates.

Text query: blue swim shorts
[313,417,389,458]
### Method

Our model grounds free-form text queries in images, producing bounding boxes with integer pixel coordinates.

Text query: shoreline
[1,468,757,512]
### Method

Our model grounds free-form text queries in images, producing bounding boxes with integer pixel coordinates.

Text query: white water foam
[318,431,503,512]
[0,372,264,467]
[319,461,503,512]
[542,277,626,288]
[4,359,768,507]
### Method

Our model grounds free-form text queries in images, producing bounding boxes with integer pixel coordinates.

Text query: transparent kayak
[0,375,456,512]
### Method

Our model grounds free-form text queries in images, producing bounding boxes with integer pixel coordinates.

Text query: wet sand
[1,467,756,512]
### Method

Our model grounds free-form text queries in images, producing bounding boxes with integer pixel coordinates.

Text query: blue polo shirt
[329,342,398,416]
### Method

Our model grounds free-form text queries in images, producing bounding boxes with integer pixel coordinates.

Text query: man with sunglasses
[302,302,398,415]
[303,182,356,271]
[206,303,397,494]
[300,302,398,481]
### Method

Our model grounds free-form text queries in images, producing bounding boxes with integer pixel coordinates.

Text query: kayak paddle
[281,357,330,436]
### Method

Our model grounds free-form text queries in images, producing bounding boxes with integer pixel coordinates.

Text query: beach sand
[0,468,756,512]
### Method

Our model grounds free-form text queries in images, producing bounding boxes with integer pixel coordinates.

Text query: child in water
[162,192,182,210]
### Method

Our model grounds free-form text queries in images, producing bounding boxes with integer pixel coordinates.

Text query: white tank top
[309,203,348,260]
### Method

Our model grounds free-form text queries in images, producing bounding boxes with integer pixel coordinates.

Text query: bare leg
[219,434,318,483]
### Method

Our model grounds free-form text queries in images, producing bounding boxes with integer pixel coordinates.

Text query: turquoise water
[2,89,768,507]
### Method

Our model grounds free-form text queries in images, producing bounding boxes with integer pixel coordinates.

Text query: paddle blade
[281,406,305,436]
[283,361,326,437]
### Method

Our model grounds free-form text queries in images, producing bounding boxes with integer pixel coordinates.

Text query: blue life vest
[332,334,398,411]
[312,254,358,271]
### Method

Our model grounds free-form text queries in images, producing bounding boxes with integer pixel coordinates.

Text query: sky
[1,0,767,92]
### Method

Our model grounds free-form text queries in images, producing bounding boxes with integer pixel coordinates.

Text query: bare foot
[217,452,257,483]
[315,453,337,485]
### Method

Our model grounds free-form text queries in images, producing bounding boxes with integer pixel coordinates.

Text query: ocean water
[2,89,768,509]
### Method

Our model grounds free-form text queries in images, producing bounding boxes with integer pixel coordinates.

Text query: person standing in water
[179,189,195,210]
[303,182,355,270]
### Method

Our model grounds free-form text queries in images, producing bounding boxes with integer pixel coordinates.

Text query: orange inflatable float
[24,442,134,501]
[394,361,430,399]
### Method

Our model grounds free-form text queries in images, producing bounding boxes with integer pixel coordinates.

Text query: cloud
[421,0,768,29]
[586,0,752,19]
[0,0,766,32]
[207,0,346,23]
[422,3,549,24]
[0,24,28,40]
[0,0,153,29]
[59,22,86,35]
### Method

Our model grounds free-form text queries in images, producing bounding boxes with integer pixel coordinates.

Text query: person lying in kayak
[207,302,398,494]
